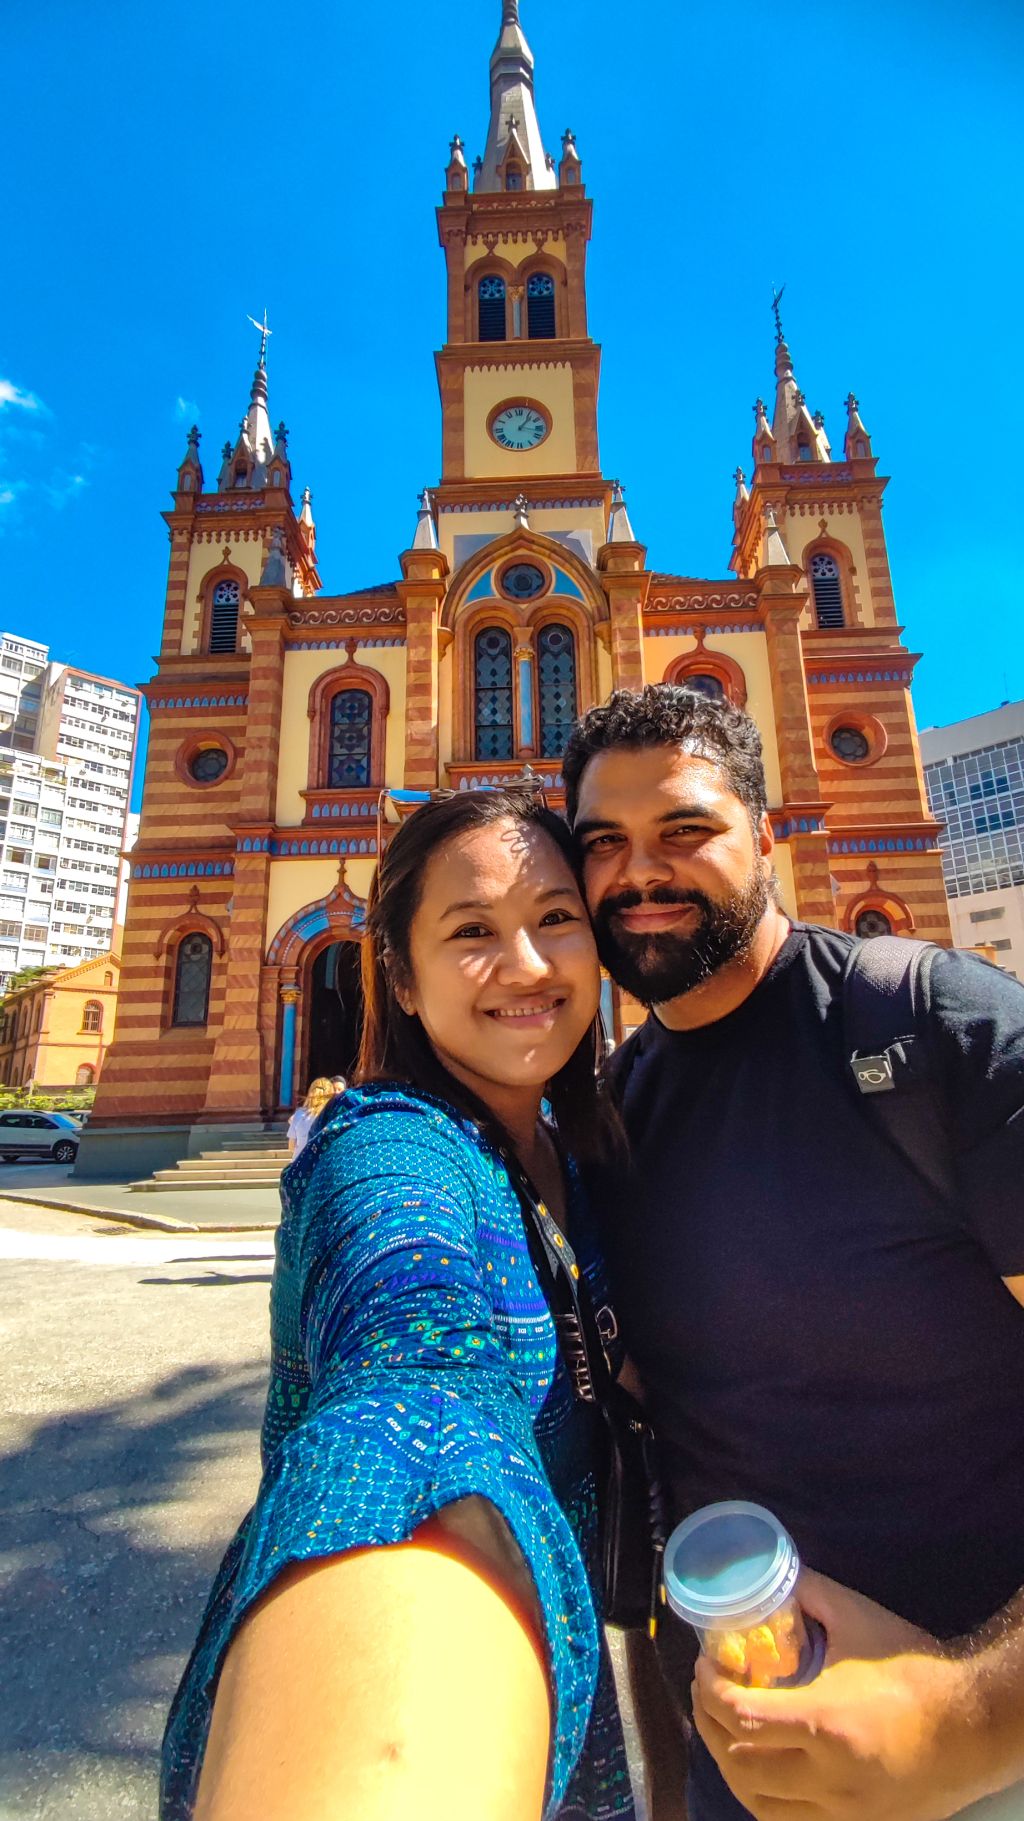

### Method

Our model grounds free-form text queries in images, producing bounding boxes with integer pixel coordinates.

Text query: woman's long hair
[355,789,614,1163]
[302,1077,336,1119]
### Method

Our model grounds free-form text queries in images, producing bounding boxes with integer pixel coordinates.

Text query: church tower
[82,1,949,1175]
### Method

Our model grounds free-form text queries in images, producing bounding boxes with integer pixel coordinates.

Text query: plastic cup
[663,1500,826,1688]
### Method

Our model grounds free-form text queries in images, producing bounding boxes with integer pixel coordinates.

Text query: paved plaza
[0,1194,650,1820]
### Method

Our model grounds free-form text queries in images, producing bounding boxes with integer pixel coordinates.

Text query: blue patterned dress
[161,1085,636,1820]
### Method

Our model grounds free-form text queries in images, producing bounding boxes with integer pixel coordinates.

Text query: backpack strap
[842,936,958,1208]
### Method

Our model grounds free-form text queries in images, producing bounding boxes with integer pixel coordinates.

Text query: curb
[0,1189,278,1235]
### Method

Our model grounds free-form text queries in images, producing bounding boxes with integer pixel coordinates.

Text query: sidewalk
[0,1163,281,1232]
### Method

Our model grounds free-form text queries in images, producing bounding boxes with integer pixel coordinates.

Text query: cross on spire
[502,0,520,22]
[771,283,787,346]
[246,307,272,369]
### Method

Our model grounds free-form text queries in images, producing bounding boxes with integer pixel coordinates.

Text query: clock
[489,402,550,451]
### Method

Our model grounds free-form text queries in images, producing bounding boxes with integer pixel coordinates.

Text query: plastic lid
[663,1501,800,1627]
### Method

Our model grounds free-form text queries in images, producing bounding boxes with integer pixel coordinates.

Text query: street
[0,1201,273,1820]
[0,1200,651,1820]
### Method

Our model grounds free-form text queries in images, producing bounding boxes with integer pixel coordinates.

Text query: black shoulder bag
[503,1152,668,1635]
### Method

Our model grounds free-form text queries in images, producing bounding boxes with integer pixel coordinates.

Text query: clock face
[490,404,549,451]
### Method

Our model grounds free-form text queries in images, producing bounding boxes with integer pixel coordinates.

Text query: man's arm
[692,1568,1024,1821]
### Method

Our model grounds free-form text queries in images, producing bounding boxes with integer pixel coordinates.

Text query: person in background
[161,787,637,1821]
[286,1076,334,1159]
[564,684,1024,1821]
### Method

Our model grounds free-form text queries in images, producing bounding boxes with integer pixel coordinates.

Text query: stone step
[150,1163,283,1182]
[131,1180,284,1194]
[193,1150,290,1166]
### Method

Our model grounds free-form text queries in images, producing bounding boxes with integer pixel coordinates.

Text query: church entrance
[304,940,364,1088]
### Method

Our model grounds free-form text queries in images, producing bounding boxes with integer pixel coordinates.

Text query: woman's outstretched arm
[195,1517,550,1821]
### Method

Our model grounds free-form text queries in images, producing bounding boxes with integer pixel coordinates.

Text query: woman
[286,1076,335,1159]
[161,788,636,1821]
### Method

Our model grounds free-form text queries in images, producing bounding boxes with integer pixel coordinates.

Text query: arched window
[680,672,725,703]
[81,1000,102,1034]
[537,623,578,759]
[855,908,892,939]
[76,1064,94,1087]
[209,578,241,653]
[505,167,523,191]
[527,273,556,339]
[172,932,213,1027]
[810,553,845,629]
[474,628,514,760]
[478,276,507,342]
[328,690,373,788]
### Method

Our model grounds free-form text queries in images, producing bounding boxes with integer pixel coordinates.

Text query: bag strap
[842,936,958,1208]
[501,1149,623,1409]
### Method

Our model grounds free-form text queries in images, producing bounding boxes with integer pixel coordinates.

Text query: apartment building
[920,699,1024,979]
[0,634,141,992]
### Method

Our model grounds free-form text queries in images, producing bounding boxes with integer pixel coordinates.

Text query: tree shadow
[0,1360,268,1816]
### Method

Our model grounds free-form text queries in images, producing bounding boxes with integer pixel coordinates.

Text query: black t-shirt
[603,923,1024,1639]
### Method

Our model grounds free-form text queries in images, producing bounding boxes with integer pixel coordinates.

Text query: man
[562,684,1024,1821]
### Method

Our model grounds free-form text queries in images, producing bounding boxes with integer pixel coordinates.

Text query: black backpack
[843,935,959,1208]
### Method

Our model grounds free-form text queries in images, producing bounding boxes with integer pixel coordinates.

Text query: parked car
[0,1110,80,1163]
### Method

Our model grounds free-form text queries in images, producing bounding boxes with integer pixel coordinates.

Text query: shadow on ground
[0,1361,266,1818]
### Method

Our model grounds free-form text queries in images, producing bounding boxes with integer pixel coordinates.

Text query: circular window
[830,725,870,763]
[856,909,893,939]
[500,562,546,600]
[681,672,725,703]
[189,747,229,784]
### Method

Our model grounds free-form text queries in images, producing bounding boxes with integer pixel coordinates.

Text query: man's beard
[592,869,770,1007]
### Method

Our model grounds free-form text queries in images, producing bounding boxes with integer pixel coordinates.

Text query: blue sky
[3,0,1022,807]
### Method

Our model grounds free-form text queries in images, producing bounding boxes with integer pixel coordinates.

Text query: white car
[0,1110,80,1163]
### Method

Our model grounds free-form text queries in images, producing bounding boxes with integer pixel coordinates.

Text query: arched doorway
[305,940,364,1085]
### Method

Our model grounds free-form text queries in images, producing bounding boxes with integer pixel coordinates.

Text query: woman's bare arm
[195,1516,551,1821]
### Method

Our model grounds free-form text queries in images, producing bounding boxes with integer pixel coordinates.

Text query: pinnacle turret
[218,321,286,493]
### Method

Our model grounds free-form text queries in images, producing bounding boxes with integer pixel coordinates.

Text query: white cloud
[0,487,17,508]
[45,473,88,509]
[175,395,200,423]
[0,378,45,413]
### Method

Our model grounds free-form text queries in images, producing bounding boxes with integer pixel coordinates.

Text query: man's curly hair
[562,684,769,829]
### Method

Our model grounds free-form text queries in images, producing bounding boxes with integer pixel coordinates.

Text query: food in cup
[663,1500,825,1689]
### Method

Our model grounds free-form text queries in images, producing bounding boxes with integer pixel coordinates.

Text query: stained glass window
[855,909,892,939]
[173,933,212,1027]
[810,554,844,628]
[681,672,725,703]
[527,273,556,339]
[537,623,577,759]
[328,690,372,788]
[474,628,514,760]
[209,579,240,653]
[478,275,507,341]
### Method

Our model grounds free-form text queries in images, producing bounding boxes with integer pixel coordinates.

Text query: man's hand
[691,1569,997,1821]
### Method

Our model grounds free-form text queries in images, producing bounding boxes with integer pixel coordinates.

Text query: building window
[328,690,372,788]
[527,273,556,339]
[505,167,523,191]
[478,276,507,341]
[172,932,213,1027]
[75,1064,95,1087]
[537,624,578,760]
[81,1000,103,1034]
[209,579,241,653]
[104,970,114,985]
[501,562,546,601]
[681,673,725,703]
[810,553,845,628]
[798,441,812,462]
[830,725,870,763]
[474,628,515,760]
[189,746,229,784]
[856,909,893,938]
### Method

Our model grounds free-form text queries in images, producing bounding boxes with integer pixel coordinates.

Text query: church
[82,1,950,1173]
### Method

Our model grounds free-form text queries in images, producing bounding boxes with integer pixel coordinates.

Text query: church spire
[218,318,279,492]
[768,290,830,466]
[476,0,556,193]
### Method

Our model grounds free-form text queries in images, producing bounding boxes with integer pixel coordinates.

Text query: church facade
[82,1,950,1171]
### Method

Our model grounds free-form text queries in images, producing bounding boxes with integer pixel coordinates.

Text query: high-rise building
[0,638,140,989]
[84,1,950,1175]
[921,701,1024,978]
